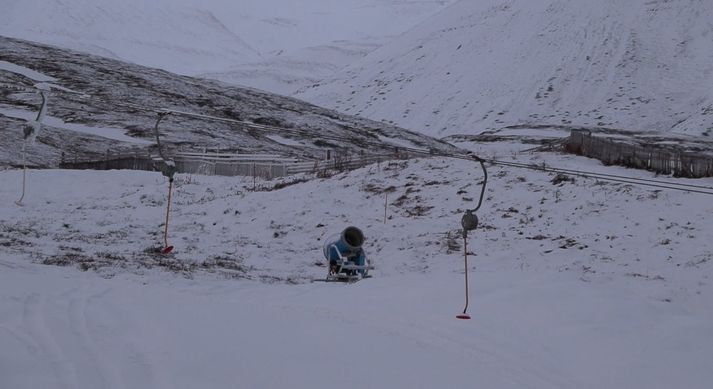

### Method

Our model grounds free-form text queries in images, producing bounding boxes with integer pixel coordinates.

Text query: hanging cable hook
[153,111,172,161]
[457,154,488,320]
[16,88,48,206]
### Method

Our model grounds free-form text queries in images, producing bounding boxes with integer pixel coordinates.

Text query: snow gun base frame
[324,243,374,282]
[326,264,374,283]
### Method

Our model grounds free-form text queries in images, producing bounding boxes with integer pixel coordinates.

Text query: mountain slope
[0,0,262,75]
[199,40,383,95]
[0,0,456,93]
[296,0,713,137]
[0,36,457,168]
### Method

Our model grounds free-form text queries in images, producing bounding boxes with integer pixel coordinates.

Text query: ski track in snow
[4,285,172,389]
[22,293,81,389]
[274,298,577,388]
[66,288,124,389]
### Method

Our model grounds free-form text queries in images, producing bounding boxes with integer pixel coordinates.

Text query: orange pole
[462,235,469,314]
[384,193,388,224]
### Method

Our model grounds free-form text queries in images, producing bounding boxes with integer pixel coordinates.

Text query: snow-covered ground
[0,0,455,94]
[2,139,712,388]
[297,0,713,137]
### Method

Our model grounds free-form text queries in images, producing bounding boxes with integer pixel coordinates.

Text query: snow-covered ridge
[0,0,261,75]
[199,40,384,95]
[0,0,456,93]
[297,0,713,137]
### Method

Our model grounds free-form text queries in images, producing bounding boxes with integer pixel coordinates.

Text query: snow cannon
[322,226,373,282]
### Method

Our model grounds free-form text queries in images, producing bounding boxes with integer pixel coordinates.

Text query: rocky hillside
[0,36,457,168]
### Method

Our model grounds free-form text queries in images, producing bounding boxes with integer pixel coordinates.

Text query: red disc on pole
[161,246,174,255]
[456,314,471,320]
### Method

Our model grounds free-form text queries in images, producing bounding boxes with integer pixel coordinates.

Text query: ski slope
[297,0,713,137]
[0,0,455,93]
[1,138,712,388]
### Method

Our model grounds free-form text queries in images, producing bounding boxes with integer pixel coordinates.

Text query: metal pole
[161,178,174,254]
[15,141,27,206]
[384,193,388,224]
[457,235,471,320]
[463,236,469,312]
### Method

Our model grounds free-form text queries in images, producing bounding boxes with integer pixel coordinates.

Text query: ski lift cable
[80,98,436,155]
[419,149,713,195]
[485,159,713,195]
[489,158,713,190]
[88,101,363,144]
[153,107,404,156]
[158,108,439,154]
[41,94,713,194]
[159,108,713,195]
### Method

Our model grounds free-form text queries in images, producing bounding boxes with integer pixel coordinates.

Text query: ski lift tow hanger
[457,155,487,320]
[153,111,176,255]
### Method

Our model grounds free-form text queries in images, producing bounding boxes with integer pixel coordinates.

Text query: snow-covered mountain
[296,0,713,137]
[0,0,455,93]
[0,37,457,168]
[0,0,262,75]
[200,40,383,96]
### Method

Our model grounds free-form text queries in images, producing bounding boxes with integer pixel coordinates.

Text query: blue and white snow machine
[322,226,373,282]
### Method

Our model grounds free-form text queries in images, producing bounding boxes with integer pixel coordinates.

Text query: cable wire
[484,159,713,195]
[37,92,713,196]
